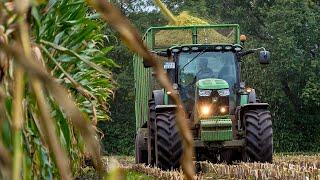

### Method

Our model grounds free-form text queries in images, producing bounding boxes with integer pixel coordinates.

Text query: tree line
[99,0,320,154]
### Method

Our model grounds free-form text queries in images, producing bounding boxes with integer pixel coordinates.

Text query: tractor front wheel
[155,110,183,170]
[244,109,273,163]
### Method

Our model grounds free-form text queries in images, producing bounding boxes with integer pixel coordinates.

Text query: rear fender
[248,89,257,103]
[236,103,269,130]
[155,105,177,113]
[152,90,164,106]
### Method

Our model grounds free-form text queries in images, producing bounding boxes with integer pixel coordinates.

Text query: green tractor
[134,24,272,170]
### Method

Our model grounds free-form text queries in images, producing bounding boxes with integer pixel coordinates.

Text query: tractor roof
[153,44,243,58]
[168,44,243,54]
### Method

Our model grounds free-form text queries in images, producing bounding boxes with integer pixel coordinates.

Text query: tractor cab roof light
[225,45,233,50]
[182,47,190,52]
[191,46,199,51]
[171,48,180,53]
[215,46,223,51]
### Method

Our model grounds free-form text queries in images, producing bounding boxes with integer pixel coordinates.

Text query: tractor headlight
[200,105,211,116]
[219,106,228,114]
[199,90,212,97]
[217,89,230,96]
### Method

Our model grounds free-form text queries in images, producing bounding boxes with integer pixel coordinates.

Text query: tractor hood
[196,78,229,90]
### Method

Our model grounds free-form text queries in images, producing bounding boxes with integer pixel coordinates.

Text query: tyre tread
[245,109,273,163]
[155,110,182,170]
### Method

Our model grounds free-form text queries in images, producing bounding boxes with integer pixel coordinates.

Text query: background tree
[99,0,320,154]
[209,0,320,151]
[98,1,167,155]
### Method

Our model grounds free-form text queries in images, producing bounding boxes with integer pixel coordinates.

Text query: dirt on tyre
[147,99,156,165]
[244,109,273,163]
[155,110,183,170]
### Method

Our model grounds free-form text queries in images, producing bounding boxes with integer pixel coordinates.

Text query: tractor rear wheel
[147,99,156,165]
[155,110,183,170]
[244,109,273,163]
[135,132,148,164]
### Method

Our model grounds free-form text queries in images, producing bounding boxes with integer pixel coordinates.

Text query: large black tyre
[135,132,148,164]
[155,110,183,170]
[147,99,156,165]
[244,109,273,163]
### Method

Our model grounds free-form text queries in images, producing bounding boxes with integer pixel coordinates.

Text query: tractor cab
[164,45,241,116]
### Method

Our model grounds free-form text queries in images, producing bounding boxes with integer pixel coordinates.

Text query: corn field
[0,0,116,179]
[0,0,194,179]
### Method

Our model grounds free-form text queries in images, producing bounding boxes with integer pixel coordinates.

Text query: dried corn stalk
[0,0,116,178]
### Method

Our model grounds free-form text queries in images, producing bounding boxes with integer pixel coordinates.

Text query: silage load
[155,11,235,48]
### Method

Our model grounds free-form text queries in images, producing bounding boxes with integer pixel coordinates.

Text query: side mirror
[259,51,270,64]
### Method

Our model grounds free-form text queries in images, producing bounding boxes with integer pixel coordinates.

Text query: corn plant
[0,0,115,179]
[86,0,196,178]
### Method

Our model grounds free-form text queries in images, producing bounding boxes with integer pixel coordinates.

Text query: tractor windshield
[179,51,237,87]
[178,51,238,112]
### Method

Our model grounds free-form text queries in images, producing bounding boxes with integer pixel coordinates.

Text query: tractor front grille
[200,119,233,141]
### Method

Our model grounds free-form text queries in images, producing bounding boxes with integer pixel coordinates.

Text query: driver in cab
[196,58,214,80]
[181,58,214,109]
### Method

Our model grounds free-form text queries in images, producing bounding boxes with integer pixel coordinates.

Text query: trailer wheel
[155,110,182,170]
[244,109,273,163]
[147,99,156,165]
[135,132,147,164]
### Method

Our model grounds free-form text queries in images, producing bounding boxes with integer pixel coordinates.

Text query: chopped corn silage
[169,11,209,26]
[155,11,235,48]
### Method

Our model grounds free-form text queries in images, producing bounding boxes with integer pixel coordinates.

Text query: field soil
[77,154,320,179]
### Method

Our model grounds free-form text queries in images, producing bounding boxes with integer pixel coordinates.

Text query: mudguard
[155,105,177,113]
[236,103,269,130]
[239,103,269,112]
[152,90,164,106]
[248,89,257,103]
